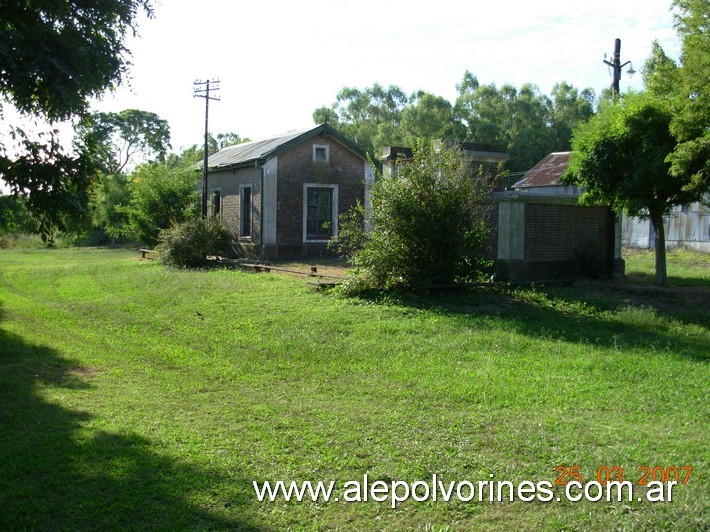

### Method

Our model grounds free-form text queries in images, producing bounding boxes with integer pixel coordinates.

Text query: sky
[33,0,688,156]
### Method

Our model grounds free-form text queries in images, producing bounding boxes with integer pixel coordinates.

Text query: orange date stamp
[555,465,693,486]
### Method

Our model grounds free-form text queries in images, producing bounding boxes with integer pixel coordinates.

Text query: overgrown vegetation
[0,0,155,239]
[334,143,495,293]
[121,163,201,246]
[0,248,706,529]
[156,217,234,268]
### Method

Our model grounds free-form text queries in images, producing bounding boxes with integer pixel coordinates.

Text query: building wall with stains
[622,202,710,253]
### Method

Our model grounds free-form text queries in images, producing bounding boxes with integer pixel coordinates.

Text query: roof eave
[207,158,263,173]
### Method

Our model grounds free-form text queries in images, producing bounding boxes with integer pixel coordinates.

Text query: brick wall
[486,197,613,280]
[523,203,609,261]
[207,166,261,245]
[276,133,365,253]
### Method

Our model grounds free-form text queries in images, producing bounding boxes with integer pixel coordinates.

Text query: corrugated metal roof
[205,126,318,170]
[514,151,571,188]
[201,123,367,172]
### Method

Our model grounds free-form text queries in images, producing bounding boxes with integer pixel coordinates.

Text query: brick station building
[203,123,374,259]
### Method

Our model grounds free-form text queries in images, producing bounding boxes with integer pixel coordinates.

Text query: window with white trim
[313,144,330,163]
[303,184,338,241]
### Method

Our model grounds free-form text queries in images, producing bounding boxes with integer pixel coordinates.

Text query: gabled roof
[514,152,571,188]
[205,123,365,171]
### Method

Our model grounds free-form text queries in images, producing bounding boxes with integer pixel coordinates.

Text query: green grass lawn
[0,248,707,530]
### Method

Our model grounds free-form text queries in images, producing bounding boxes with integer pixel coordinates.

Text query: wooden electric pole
[194,79,220,218]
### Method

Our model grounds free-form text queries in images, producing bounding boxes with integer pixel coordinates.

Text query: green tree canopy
[122,163,199,246]
[643,1,709,191]
[88,172,132,241]
[549,82,596,152]
[454,74,595,171]
[215,132,249,150]
[642,40,680,98]
[316,74,596,170]
[0,0,153,121]
[0,0,153,241]
[75,109,171,174]
[313,83,409,157]
[564,92,706,286]
[166,132,249,169]
[667,0,709,190]
[400,91,464,146]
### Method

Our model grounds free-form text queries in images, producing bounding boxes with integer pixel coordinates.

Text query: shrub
[123,163,200,246]
[156,217,233,268]
[334,141,495,293]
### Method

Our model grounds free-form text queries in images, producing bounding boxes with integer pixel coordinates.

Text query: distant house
[510,152,581,196]
[204,123,375,259]
[379,147,620,280]
[497,151,622,279]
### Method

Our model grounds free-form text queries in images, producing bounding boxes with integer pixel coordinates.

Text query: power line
[194,79,220,219]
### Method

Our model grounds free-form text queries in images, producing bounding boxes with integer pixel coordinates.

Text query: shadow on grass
[624,271,710,288]
[350,280,710,363]
[0,323,259,530]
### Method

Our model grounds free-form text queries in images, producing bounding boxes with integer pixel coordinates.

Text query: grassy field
[0,247,707,530]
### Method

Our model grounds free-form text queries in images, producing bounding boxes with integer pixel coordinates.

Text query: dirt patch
[28,364,100,384]
[269,258,352,279]
[65,366,100,377]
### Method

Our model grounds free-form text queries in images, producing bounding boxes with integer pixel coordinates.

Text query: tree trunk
[650,211,668,287]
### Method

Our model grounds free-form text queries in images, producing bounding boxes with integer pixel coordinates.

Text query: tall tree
[548,82,596,152]
[0,0,153,239]
[453,79,502,145]
[642,40,680,98]
[644,2,709,191]
[313,83,408,157]
[455,80,557,171]
[400,91,463,146]
[667,0,709,191]
[564,92,706,286]
[318,74,595,171]
[75,109,171,174]
[506,83,556,171]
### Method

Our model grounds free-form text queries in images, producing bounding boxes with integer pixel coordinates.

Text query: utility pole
[603,38,635,99]
[602,40,635,279]
[194,79,220,218]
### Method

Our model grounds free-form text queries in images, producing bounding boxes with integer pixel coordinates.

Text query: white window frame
[312,144,330,163]
[303,183,338,243]
[239,183,253,239]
